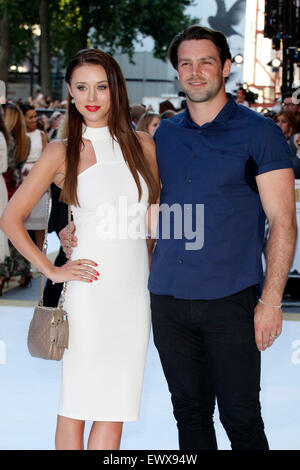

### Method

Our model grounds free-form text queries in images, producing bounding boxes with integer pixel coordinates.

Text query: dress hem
[58,411,139,422]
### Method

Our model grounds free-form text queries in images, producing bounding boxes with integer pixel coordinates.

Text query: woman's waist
[70,239,149,274]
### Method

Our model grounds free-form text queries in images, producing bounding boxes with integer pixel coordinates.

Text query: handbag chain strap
[38,187,71,309]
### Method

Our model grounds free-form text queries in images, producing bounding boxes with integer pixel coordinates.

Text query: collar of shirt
[182,93,238,130]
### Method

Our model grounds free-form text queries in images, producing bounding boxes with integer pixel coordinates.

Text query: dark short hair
[167,24,232,70]
[19,103,35,116]
[237,87,247,96]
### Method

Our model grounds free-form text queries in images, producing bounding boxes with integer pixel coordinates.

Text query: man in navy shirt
[149,25,296,450]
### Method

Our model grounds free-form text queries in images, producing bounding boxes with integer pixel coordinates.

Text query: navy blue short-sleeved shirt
[148,94,293,300]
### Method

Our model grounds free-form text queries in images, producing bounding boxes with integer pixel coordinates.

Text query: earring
[71,98,75,104]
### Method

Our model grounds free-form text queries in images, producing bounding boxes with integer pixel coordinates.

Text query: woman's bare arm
[0,141,99,283]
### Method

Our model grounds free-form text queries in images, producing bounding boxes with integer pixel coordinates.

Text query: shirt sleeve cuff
[257,160,293,175]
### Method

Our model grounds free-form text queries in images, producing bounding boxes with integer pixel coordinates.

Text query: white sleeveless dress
[23,129,47,230]
[58,125,151,421]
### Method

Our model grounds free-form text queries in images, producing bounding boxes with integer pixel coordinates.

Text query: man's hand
[59,222,77,258]
[254,302,282,351]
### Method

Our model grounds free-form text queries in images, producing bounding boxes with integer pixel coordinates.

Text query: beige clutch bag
[27,188,71,361]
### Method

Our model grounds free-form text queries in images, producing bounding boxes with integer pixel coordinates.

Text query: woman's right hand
[49,259,99,284]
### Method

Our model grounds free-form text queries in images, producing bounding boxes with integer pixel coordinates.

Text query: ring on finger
[270,333,277,339]
[77,259,82,265]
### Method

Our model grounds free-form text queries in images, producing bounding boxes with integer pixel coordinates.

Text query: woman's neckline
[82,124,110,141]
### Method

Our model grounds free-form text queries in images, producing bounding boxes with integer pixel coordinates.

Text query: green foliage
[0,0,199,67]
[0,0,40,65]
[51,0,199,64]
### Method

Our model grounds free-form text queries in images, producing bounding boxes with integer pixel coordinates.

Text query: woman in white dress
[0,49,160,450]
[20,104,48,250]
[0,110,10,285]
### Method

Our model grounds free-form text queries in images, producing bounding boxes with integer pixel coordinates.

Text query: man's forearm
[261,217,297,303]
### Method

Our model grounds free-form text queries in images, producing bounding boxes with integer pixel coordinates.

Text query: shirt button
[188,178,192,183]
[178,259,183,264]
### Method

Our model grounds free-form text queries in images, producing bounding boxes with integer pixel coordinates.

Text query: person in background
[291,133,300,179]
[37,113,50,133]
[235,87,249,107]
[20,104,48,251]
[130,104,145,129]
[44,95,52,108]
[0,103,31,289]
[0,108,10,294]
[161,110,177,119]
[33,90,44,108]
[274,110,297,141]
[283,95,300,132]
[159,100,176,114]
[137,112,161,137]
[48,111,63,140]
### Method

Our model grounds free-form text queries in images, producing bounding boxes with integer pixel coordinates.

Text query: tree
[51,0,199,64]
[0,1,9,83]
[0,0,39,84]
[0,0,199,95]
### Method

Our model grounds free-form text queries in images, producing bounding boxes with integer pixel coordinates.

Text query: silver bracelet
[258,298,282,309]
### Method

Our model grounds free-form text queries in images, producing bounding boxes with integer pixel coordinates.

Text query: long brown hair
[4,103,29,163]
[274,110,297,140]
[62,48,159,207]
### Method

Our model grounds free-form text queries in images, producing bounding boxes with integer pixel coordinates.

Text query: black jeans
[150,287,269,450]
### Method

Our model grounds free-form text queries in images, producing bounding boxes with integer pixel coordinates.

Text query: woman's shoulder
[36,139,66,188]
[46,138,67,150]
[42,139,67,165]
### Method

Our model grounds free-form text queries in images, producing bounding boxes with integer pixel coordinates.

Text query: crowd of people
[0,100,61,294]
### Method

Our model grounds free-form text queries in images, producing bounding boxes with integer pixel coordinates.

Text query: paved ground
[1,234,300,450]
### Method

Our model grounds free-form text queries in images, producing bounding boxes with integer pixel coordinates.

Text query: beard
[181,73,224,103]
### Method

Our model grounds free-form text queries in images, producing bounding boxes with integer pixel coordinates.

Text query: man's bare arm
[255,168,297,351]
